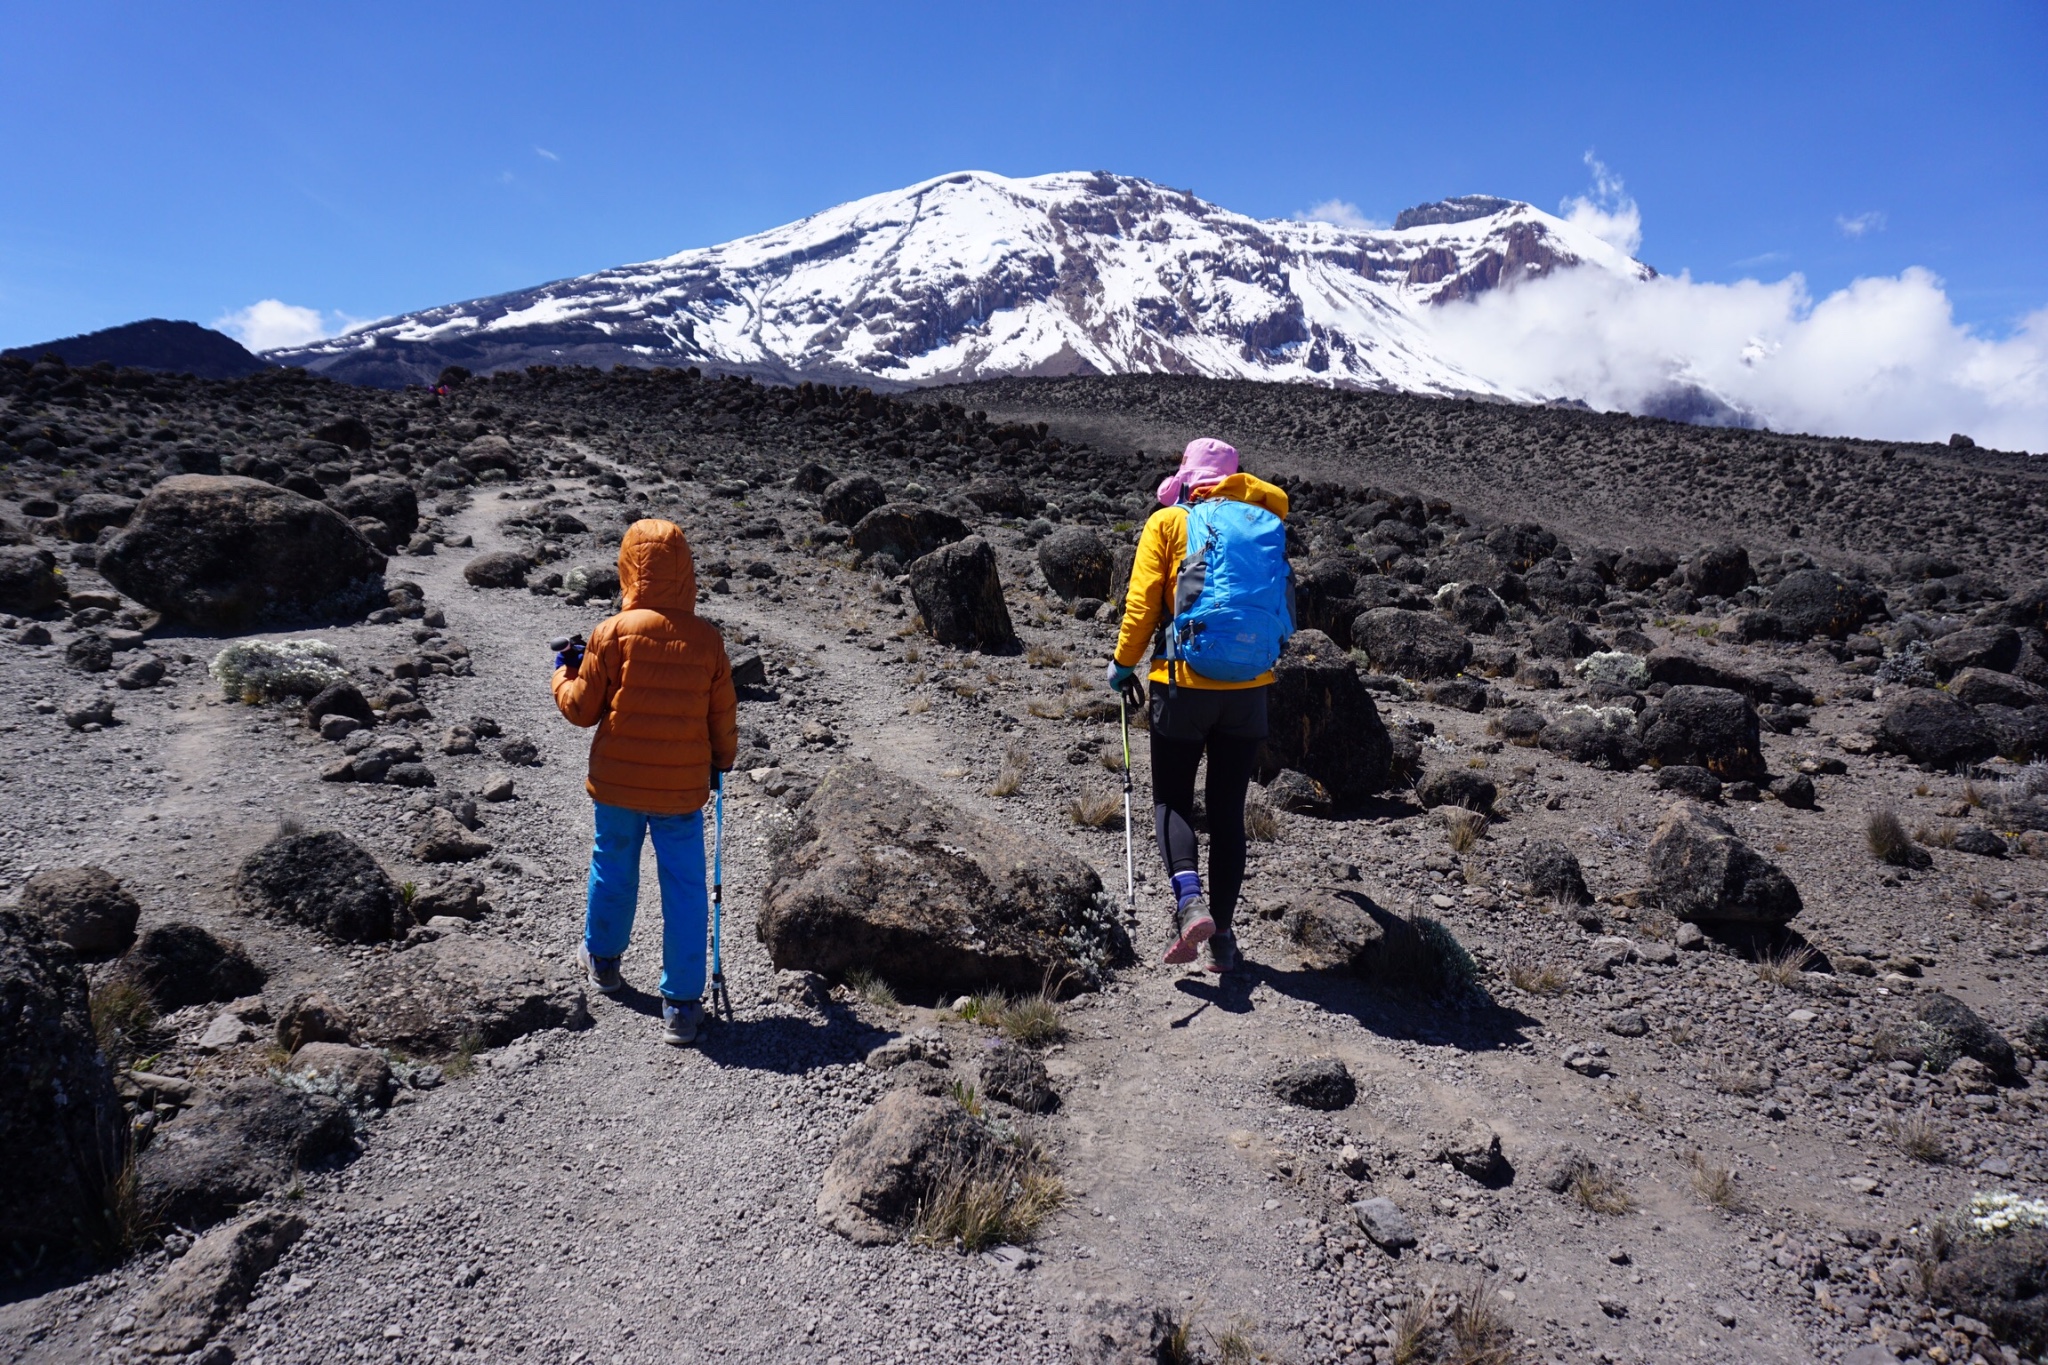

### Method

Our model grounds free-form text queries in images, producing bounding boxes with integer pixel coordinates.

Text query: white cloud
[1837,210,1887,237]
[1296,198,1382,231]
[1560,152,1643,257]
[1420,263,2048,450]
[535,146,559,161]
[214,299,337,352]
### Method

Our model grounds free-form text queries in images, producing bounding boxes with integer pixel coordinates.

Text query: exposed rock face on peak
[271,170,1649,394]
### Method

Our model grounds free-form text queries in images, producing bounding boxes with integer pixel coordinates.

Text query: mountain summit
[274,170,1650,393]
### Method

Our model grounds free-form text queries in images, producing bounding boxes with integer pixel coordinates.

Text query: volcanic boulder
[907,536,1018,652]
[1768,569,1881,640]
[0,546,64,613]
[819,474,887,527]
[235,830,405,943]
[851,503,968,564]
[97,475,387,631]
[1036,526,1112,601]
[130,1210,307,1356]
[58,493,138,543]
[20,866,140,958]
[817,1089,989,1245]
[1879,689,1999,768]
[462,551,531,589]
[1522,840,1591,904]
[112,923,266,1013]
[1931,626,2023,680]
[332,934,590,1056]
[1350,607,1472,680]
[329,476,420,541]
[1646,802,1802,927]
[1684,543,1753,599]
[761,759,1116,995]
[136,1077,354,1232]
[1637,685,1766,780]
[0,909,127,1257]
[1258,630,1392,804]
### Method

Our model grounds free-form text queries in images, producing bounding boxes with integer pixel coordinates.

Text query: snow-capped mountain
[274,170,1653,394]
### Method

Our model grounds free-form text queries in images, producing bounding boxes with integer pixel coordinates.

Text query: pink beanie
[1156,437,1239,507]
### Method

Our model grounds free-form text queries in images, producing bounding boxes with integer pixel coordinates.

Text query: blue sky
[2,1,2043,353]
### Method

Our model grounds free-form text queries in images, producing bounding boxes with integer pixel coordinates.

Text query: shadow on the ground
[694,1008,886,1075]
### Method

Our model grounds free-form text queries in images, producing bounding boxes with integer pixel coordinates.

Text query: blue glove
[1105,660,1136,692]
[554,645,584,674]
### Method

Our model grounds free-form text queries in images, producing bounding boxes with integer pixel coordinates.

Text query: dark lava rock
[1684,543,1753,599]
[0,909,127,1257]
[1767,569,1882,640]
[1437,581,1508,634]
[979,1042,1058,1113]
[1915,993,2019,1081]
[789,462,838,494]
[1263,768,1333,814]
[1293,558,1361,640]
[1647,802,1802,927]
[0,547,64,614]
[1539,706,1645,770]
[1879,689,1999,768]
[1413,767,1496,815]
[761,759,1120,995]
[462,551,531,589]
[136,1077,354,1232]
[963,475,1033,517]
[1952,824,2008,858]
[1637,685,1766,780]
[1612,546,1678,591]
[112,923,265,1013]
[819,474,887,527]
[1929,1228,2048,1357]
[329,476,420,541]
[58,493,138,543]
[1350,607,1471,679]
[66,632,114,673]
[1522,840,1591,904]
[1270,1058,1355,1111]
[1036,526,1112,600]
[1528,618,1601,660]
[334,935,589,1056]
[1948,668,2048,710]
[908,536,1018,652]
[20,866,140,959]
[1653,764,1723,801]
[1931,626,2023,680]
[852,503,968,564]
[816,1090,990,1245]
[1767,773,1817,809]
[97,475,387,631]
[1980,704,2048,761]
[234,830,404,944]
[1258,630,1392,804]
[303,681,374,729]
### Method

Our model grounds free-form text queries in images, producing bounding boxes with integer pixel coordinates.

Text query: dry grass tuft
[1507,958,1570,996]
[964,988,1067,1047]
[90,980,156,1060]
[1866,808,1917,865]
[1616,1087,1664,1123]
[1207,1319,1271,1365]
[843,968,899,1009]
[1710,1063,1774,1097]
[1886,1108,1947,1163]
[1025,643,1070,668]
[910,1139,1065,1252]
[1245,790,1281,842]
[1913,820,1958,849]
[990,743,1030,797]
[1068,791,1124,829]
[1026,696,1066,719]
[1686,1149,1741,1209]
[1390,1287,1438,1365]
[1445,808,1488,855]
[1446,1279,1517,1365]
[905,695,931,716]
[1572,1167,1636,1215]
[1752,942,1815,988]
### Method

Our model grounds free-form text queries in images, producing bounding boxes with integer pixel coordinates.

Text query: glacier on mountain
[272,169,1654,397]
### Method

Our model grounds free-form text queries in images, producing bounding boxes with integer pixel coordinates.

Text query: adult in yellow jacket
[553,518,738,1045]
[1108,438,1290,972]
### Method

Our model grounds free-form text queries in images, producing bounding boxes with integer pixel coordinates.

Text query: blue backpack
[1163,498,1294,684]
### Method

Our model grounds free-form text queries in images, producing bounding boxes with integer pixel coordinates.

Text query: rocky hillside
[2,319,272,380]
[270,171,1647,399]
[2,351,2047,1365]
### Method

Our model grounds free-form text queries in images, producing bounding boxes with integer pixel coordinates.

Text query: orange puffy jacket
[552,519,739,815]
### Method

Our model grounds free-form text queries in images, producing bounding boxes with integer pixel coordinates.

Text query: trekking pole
[710,777,731,1021]
[1118,678,1144,924]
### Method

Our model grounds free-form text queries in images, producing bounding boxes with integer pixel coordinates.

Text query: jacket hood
[1191,472,1289,519]
[618,519,695,612]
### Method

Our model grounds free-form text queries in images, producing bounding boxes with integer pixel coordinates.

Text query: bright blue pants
[584,800,708,1003]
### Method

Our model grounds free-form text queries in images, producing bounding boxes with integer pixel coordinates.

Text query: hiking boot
[1204,929,1240,974]
[662,998,705,1047]
[580,946,624,995]
[1163,895,1215,965]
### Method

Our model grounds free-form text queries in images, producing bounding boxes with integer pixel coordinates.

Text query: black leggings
[1148,686,1267,931]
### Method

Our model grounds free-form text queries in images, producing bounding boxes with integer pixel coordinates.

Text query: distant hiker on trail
[1106,438,1293,974]
[553,518,738,1045]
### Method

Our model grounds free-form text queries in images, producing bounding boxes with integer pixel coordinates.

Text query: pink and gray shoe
[1163,896,1215,965]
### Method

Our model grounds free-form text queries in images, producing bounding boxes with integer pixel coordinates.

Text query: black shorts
[1148,683,1269,742]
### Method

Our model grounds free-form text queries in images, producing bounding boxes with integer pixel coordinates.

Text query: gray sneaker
[1204,929,1240,974]
[662,998,705,1047]
[1163,895,1215,965]
[580,946,623,995]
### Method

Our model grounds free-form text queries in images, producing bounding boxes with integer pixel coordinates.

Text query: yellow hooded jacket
[1112,472,1291,690]
[552,519,739,815]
